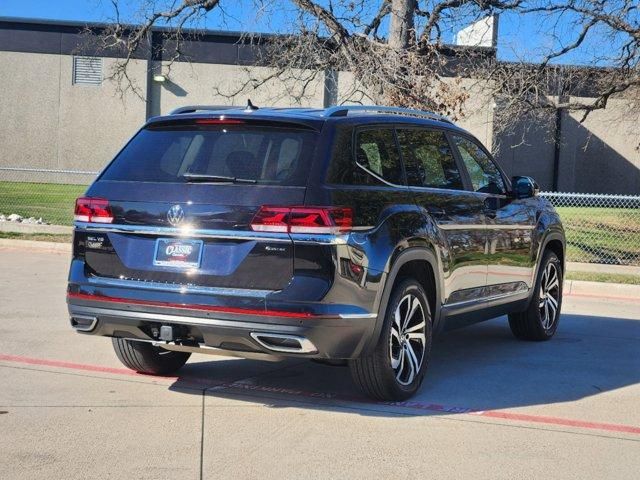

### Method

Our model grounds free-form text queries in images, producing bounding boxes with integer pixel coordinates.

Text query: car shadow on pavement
[167,313,640,417]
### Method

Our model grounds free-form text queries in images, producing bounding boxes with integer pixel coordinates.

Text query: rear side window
[327,127,404,186]
[355,129,403,185]
[100,124,318,185]
[397,129,463,190]
[452,135,506,195]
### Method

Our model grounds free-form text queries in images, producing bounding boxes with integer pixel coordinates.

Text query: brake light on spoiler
[194,118,245,125]
[74,197,114,223]
[251,206,353,234]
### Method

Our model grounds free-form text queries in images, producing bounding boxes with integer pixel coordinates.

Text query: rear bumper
[67,300,377,360]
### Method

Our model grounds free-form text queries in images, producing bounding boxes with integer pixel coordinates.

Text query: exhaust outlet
[250,333,317,354]
[70,315,98,332]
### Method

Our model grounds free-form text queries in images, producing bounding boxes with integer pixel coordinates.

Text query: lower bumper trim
[67,291,317,319]
[68,303,376,360]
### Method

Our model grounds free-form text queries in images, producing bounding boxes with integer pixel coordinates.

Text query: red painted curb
[1,353,639,436]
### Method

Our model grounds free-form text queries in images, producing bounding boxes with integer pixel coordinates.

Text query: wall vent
[73,56,103,86]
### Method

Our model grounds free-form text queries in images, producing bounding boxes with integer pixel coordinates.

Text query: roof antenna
[245,99,259,112]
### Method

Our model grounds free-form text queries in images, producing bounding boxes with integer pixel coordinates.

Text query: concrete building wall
[557,97,640,194]
[453,78,494,150]
[0,51,61,171]
[156,62,326,116]
[494,115,557,190]
[0,51,145,182]
[494,97,640,194]
[336,72,495,149]
[57,56,146,172]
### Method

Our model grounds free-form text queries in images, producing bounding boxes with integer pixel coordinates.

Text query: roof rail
[323,105,452,124]
[169,105,238,115]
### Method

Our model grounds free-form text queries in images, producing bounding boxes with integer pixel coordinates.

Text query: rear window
[100,123,318,186]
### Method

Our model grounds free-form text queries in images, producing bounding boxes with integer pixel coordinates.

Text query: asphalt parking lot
[1,247,639,480]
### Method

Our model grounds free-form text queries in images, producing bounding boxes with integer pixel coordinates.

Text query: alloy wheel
[539,262,560,330]
[389,294,427,386]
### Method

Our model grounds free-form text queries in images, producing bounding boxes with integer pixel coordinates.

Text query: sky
[0,0,627,66]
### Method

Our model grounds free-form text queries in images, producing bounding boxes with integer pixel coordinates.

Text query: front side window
[397,129,463,190]
[453,135,506,195]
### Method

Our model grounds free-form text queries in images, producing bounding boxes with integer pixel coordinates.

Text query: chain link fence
[540,192,640,266]
[1,167,639,266]
[0,168,95,226]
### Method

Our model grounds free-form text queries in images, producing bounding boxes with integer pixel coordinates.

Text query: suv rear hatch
[76,117,320,291]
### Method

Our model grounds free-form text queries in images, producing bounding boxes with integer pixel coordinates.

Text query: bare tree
[94,0,639,140]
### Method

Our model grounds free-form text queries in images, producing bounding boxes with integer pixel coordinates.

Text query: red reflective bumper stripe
[67,292,315,318]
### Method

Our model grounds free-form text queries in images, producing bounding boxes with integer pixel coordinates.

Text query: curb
[0,238,72,254]
[564,280,640,301]
[567,261,640,276]
[0,222,72,235]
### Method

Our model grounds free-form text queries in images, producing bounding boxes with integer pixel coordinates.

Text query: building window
[72,56,102,86]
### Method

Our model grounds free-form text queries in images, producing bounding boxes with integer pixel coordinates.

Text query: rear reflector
[251,206,353,234]
[74,197,113,223]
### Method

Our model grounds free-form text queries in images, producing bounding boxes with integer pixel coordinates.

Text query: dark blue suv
[67,105,565,400]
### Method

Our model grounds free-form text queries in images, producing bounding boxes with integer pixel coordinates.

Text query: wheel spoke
[390,352,401,369]
[405,320,425,333]
[405,343,419,384]
[408,332,425,343]
[539,297,546,309]
[543,302,550,328]
[395,348,405,381]
[403,297,420,331]
[394,307,402,332]
[391,325,401,343]
[547,295,558,323]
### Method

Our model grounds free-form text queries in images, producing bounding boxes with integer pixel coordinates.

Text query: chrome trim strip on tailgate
[75,222,292,242]
[75,223,350,245]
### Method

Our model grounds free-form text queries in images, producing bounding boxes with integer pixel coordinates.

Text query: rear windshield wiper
[182,173,257,184]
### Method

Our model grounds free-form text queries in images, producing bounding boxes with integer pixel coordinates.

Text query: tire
[112,338,191,375]
[508,250,563,341]
[349,278,433,401]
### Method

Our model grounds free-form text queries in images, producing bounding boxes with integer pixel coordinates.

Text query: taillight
[251,206,353,234]
[74,197,114,223]
[250,207,290,232]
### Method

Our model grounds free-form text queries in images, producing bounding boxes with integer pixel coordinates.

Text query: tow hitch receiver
[159,325,174,342]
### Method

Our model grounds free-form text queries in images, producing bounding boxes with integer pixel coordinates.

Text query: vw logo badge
[167,205,185,226]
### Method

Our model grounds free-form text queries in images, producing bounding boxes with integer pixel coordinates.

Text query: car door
[450,134,537,295]
[396,126,488,305]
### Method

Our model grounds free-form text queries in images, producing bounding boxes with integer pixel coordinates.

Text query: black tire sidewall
[112,338,190,375]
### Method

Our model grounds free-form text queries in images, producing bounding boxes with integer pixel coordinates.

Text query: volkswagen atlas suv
[67,104,565,400]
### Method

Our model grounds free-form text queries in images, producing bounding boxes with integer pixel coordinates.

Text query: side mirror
[512,176,539,199]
